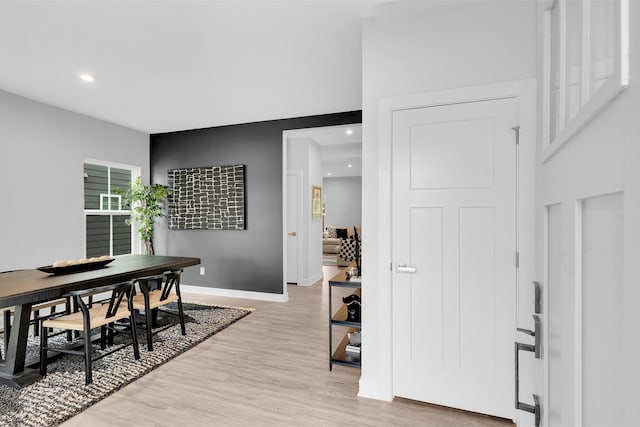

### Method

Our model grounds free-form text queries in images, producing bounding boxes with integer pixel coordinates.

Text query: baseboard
[358,378,393,402]
[181,284,289,302]
[297,270,324,286]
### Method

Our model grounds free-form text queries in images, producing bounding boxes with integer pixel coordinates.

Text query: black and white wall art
[167,165,245,230]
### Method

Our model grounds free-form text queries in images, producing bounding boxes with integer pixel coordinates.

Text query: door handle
[514,312,542,426]
[288,231,297,236]
[516,314,541,359]
[533,281,542,314]
[396,264,416,273]
[514,341,541,426]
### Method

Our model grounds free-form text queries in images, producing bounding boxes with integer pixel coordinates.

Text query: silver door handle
[514,341,541,426]
[396,264,416,273]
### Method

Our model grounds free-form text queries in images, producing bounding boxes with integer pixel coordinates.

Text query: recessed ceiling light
[347,164,353,168]
[79,73,95,83]
[327,172,332,176]
[345,129,353,135]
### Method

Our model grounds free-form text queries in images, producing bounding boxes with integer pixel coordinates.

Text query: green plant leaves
[113,177,171,254]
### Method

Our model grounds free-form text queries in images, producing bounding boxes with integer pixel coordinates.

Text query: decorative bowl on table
[37,256,114,274]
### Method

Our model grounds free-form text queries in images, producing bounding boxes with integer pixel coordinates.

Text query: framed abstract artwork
[167,165,245,230]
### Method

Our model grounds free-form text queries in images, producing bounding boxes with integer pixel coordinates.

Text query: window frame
[542,0,629,162]
[84,159,141,257]
[100,193,122,211]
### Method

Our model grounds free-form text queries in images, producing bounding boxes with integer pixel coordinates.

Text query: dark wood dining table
[0,254,200,388]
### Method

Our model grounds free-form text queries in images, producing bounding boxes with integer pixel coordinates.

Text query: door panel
[409,207,443,365]
[410,118,495,189]
[460,207,495,369]
[582,193,623,426]
[392,97,517,418]
[546,203,563,425]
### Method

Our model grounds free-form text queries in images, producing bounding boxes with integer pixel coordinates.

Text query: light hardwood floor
[61,266,514,426]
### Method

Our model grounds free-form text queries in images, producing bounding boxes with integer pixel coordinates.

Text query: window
[543,0,629,160]
[84,160,139,257]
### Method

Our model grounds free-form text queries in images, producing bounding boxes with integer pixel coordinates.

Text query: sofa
[322,237,341,254]
[323,226,362,267]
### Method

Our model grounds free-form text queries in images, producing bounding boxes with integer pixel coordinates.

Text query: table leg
[3,309,10,356]
[0,303,41,387]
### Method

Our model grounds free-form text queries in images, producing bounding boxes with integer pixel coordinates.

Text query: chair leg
[39,323,48,377]
[177,298,186,336]
[65,298,73,342]
[107,322,115,346]
[72,298,81,340]
[151,308,159,329]
[145,307,154,352]
[33,310,40,337]
[100,326,107,350]
[129,313,140,360]
[83,327,92,385]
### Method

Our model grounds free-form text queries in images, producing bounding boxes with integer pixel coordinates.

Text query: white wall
[360,0,536,401]
[308,140,323,284]
[287,136,323,285]
[323,176,362,229]
[0,90,149,271]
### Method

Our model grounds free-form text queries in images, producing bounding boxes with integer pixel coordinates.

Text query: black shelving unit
[329,269,361,370]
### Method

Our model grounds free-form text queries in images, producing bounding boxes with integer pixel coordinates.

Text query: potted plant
[115,177,171,255]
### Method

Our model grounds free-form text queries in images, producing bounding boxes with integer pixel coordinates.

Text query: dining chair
[39,281,140,385]
[4,298,71,335]
[2,298,72,358]
[131,269,186,351]
[1,270,71,356]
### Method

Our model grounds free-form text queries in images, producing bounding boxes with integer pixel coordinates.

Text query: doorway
[392,97,517,418]
[283,123,362,286]
[373,79,536,423]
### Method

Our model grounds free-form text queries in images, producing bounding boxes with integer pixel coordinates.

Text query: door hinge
[516,251,520,268]
[512,125,520,145]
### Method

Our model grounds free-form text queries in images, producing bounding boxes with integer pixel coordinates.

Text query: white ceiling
[288,123,362,178]
[0,0,380,134]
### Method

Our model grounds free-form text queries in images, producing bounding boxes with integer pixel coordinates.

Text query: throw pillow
[339,236,362,262]
[336,228,348,239]
[327,226,337,239]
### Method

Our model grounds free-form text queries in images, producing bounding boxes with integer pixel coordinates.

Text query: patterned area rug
[0,303,252,427]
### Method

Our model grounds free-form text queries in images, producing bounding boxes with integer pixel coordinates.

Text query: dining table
[0,254,200,388]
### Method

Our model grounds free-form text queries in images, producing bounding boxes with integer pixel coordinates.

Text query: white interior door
[392,97,518,418]
[287,172,301,284]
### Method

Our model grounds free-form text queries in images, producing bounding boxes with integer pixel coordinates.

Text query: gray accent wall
[151,111,361,294]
